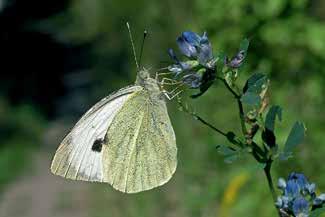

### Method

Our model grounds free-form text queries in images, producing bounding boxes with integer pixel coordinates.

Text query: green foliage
[241,92,261,106]
[310,207,325,217]
[0,98,45,189]
[1,0,325,216]
[239,38,250,53]
[280,121,306,160]
[196,0,325,82]
[265,105,282,132]
[217,145,240,163]
[241,73,268,108]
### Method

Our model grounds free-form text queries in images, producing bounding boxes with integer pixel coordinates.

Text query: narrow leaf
[265,105,282,132]
[280,121,306,160]
[262,128,276,148]
[240,38,250,52]
[243,73,267,93]
[217,145,239,163]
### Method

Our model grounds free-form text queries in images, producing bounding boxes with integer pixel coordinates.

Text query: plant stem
[237,98,248,135]
[264,161,282,217]
[177,99,228,138]
[216,76,248,135]
[217,76,280,215]
[216,77,240,98]
[264,161,277,203]
[192,113,228,137]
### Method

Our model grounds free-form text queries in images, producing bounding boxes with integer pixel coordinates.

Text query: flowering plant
[165,31,324,217]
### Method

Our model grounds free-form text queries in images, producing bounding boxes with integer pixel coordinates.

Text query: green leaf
[310,207,325,217]
[265,105,282,132]
[240,38,250,52]
[248,76,268,94]
[262,128,276,148]
[280,121,306,160]
[241,92,261,106]
[216,145,240,163]
[243,73,268,94]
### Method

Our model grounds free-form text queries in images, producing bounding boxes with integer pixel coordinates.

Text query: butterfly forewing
[50,85,142,182]
[102,89,177,193]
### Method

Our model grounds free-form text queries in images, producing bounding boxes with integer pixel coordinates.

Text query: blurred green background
[0,0,324,216]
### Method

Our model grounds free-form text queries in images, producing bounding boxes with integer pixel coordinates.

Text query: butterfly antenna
[138,30,147,68]
[126,22,139,70]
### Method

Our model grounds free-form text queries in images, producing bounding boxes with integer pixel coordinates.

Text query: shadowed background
[0,0,324,216]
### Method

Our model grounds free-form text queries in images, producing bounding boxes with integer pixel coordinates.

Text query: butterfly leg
[155,71,174,81]
[160,77,181,85]
[163,90,183,100]
[162,83,184,100]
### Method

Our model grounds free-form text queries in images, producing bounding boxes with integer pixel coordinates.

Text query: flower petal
[199,32,209,45]
[226,50,246,68]
[198,43,213,66]
[306,183,316,194]
[168,48,180,63]
[313,193,325,206]
[182,31,201,45]
[292,197,309,216]
[288,172,309,190]
[275,197,283,208]
[177,36,198,58]
[278,178,287,190]
[285,180,300,197]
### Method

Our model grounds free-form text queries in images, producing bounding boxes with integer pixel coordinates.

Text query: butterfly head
[136,68,150,84]
[135,68,161,93]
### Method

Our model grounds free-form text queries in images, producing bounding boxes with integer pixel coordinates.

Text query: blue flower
[177,31,200,58]
[167,31,216,97]
[288,173,308,190]
[275,196,289,209]
[292,197,309,217]
[313,194,325,206]
[306,183,316,195]
[278,178,287,190]
[285,180,300,198]
[276,172,325,216]
[176,31,214,67]
[168,48,198,76]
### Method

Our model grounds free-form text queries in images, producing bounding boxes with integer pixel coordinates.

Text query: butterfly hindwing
[102,89,177,193]
[50,85,143,182]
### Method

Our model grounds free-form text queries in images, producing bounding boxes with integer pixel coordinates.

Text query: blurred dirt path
[0,151,91,217]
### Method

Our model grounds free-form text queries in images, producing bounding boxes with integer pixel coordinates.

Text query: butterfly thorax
[135,69,161,97]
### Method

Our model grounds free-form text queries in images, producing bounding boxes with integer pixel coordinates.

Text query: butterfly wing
[50,85,143,182]
[102,89,177,193]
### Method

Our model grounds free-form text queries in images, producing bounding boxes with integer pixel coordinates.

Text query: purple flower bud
[225,50,246,68]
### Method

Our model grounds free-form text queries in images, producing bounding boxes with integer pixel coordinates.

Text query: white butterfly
[51,23,179,193]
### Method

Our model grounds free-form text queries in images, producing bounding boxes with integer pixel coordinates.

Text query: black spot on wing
[92,138,103,152]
